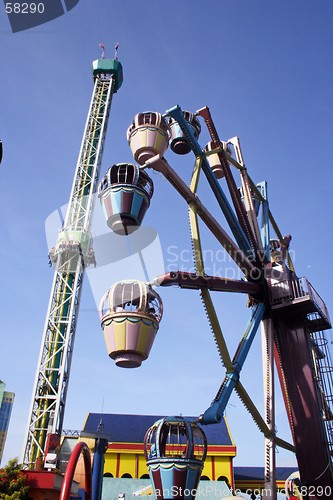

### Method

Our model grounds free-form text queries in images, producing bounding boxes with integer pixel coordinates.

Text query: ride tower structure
[22,54,123,468]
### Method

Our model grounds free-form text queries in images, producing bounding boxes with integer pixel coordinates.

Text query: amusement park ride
[21,49,333,500]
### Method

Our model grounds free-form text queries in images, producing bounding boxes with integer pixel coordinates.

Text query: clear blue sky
[1,0,332,483]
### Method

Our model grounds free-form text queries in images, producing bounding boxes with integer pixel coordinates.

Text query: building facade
[60,413,297,498]
[82,413,236,488]
[0,380,15,464]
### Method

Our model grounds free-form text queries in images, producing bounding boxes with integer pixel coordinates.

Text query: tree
[0,459,29,499]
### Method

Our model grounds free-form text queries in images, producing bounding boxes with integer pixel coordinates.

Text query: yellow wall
[103,445,234,486]
[104,451,118,477]
[104,449,150,478]
[202,455,232,482]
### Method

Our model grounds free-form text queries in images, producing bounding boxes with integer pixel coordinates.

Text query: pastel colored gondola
[127,112,170,165]
[203,141,225,179]
[98,163,154,235]
[144,416,207,500]
[99,280,163,368]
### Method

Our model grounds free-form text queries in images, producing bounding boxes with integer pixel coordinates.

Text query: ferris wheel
[96,105,333,499]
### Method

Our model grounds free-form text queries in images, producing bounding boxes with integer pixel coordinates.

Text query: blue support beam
[165,105,253,259]
[200,302,266,424]
[92,438,108,500]
[257,182,270,260]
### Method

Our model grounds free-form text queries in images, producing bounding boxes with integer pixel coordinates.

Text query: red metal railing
[270,276,331,326]
[59,441,92,500]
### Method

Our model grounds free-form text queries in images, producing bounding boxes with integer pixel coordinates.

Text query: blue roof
[234,466,298,481]
[83,413,233,446]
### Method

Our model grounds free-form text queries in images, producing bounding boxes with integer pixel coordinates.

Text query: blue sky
[1,0,332,482]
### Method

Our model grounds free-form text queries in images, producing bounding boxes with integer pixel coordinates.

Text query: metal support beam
[155,271,261,294]
[227,136,264,257]
[257,181,270,260]
[197,107,261,262]
[200,302,265,424]
[165,105,253,257]
[144,154,260,281]
[261,318,276,499]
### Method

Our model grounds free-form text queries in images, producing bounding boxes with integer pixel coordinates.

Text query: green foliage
[0,459,29,499]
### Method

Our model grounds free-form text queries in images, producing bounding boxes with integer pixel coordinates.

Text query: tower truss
[23,58,123,467]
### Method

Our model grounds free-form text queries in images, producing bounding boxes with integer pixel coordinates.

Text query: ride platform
[270,276,331,331]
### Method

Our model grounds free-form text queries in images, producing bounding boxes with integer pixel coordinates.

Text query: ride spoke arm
[225,152,295,272]
[235,382,294,453]
[165,105,252,257]
[197,106,261,260]
[200,302,265,424]
[186,163,234,374]
[144,154,259,280]
[155,271,261,295]
[227,136,264,255]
